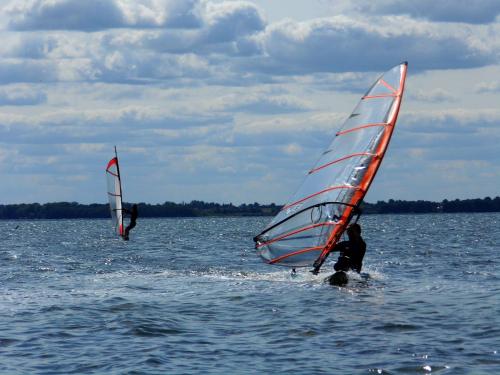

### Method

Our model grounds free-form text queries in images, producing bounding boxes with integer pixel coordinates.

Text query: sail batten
[309,152,376,174]
[336,122,387,136]
[281,185,356,211]
[379,79,397,93]
[256,222,336,248]
[363,93,397,99]
[254,62,408,268]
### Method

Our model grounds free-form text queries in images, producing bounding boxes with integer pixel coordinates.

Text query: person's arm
[334,241,349,253]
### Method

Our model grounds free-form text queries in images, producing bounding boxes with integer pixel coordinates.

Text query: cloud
[295,72,376,94]
[0,1,267,85]
[251,17,497,75]
[4,0,266,36]
[281,143,303,155]
[174,144,239,173]
[475,81,500,93]
[386,109,500,176]
[0,85,47,105]
[401,109,500,134]
[109,2,266,56]
[0,34,59,59]
[348,0,500,24]
[94,50,212,83]
[202,1,265,44]
[7,0,126,31]
[6,0,204,31]
[0,105,234,146]
[1,3,496,88]
[0,59,57,83]
[233,112,343,136]
[220,93,312,114]
[407,88,457,103]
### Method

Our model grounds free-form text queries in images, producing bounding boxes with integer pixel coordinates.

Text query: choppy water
[0,214,499,374]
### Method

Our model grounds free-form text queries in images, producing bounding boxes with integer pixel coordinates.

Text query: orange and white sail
[254,62,408,268]
[105,147,124,237]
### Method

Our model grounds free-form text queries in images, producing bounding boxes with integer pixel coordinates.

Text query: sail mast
[115,146,124,237]
[114,146,120,182]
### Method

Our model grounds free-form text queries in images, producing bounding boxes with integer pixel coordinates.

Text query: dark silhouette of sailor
[122,204,138,240]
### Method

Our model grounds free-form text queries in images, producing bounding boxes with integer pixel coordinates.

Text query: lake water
[0,214,499,374]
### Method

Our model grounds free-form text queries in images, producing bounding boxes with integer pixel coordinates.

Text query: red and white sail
[254,62,408,268]
[105,148,124,236]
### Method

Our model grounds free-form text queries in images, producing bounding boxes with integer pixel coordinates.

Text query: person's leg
[123,222,135,239]
[334,256,350,272]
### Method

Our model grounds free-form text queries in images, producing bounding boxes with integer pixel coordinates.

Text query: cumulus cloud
[250,16,497,75]
[202,1,265,43]
[107,2,266,57]
[0,1,268,85]
[6,0,203,31]
[7,0,126,31]
[347,0,500,24]
[1,2,497,87]
[5,0,265,35]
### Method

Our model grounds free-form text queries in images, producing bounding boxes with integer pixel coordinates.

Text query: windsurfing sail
[254,62,408,269]
[105,147,124,237]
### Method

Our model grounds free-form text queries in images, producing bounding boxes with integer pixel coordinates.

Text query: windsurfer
[123,204,138,240]
[312,223,366,274]
[333,223,366,273]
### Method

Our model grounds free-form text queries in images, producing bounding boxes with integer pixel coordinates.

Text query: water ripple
[0,215,499,374]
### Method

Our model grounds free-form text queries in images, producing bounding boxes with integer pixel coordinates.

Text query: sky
[0,0,499,204]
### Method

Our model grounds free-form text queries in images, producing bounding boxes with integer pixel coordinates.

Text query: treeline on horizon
[1,197,500,220]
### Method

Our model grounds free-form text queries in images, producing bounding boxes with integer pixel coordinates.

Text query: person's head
[347,223,361,238]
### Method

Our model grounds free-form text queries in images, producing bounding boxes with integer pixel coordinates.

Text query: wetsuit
[123,205,138,239]
[333,237,366,273]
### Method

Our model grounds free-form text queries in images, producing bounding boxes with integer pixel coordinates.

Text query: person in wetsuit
[311,223,366,275]
[332,223,366,273]
[122,204,138,240]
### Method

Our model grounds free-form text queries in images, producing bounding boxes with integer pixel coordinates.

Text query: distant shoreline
[1,197,500,219]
